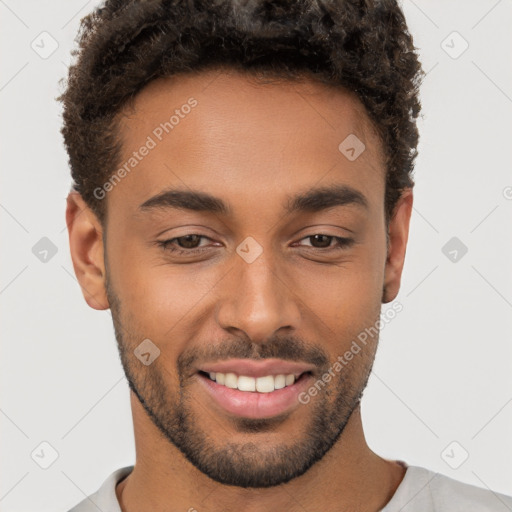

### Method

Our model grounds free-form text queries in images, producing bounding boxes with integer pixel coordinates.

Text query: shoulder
[67,466,133,512]
[386,465,512,512]
[428,468,512,511]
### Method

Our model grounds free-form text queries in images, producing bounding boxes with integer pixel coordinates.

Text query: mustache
[177,335,330,379]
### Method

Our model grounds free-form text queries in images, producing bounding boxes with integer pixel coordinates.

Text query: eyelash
[157,234,354,256]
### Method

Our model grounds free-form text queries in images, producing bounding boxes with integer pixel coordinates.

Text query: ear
[65,191,109,310]
[382,188,413,304]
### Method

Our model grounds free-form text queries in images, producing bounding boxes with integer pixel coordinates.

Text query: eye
[156,233,355,257]
[157,234,213,256]
[295,234,354,251]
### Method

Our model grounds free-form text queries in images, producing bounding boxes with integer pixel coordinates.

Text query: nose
[215,245,301,344]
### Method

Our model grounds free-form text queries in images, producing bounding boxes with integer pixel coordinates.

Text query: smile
[203,370,308,392]
[196,370,314,419]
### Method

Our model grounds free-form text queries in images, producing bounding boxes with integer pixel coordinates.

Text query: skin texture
[66,69,413,512]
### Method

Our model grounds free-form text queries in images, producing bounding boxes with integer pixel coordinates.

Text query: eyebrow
[138,184,369,216]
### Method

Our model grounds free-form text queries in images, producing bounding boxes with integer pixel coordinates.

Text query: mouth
[195,369,314,419]
[198,370,312,392]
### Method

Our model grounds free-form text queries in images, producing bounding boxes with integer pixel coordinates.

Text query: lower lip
[196,372,313,419]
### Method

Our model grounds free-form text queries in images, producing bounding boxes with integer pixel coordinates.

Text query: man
[60,0,512,511]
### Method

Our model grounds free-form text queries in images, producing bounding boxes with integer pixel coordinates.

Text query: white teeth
[256,375,275,393]
[285,374,295,386]
[238,375,256,392]
[224,372,238,389]
[206,372,301,392]
[274,374,286,389]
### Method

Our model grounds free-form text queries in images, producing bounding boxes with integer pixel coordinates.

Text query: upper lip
[197,358,316,379]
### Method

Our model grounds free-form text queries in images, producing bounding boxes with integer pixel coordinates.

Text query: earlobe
[65,191,109,310]
[382,188,413,304]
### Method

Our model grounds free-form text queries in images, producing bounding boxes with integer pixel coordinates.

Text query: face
[68,68,412,488]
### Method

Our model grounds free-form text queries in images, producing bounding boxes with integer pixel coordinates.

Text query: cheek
[113,251,222,339]
[294,248,385,313]
[284,242,386,353]
[298,270,382,345]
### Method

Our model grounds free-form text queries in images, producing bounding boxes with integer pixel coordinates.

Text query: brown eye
[307,234,332,248]
[296,234,354,251]
[157,234,212,255]
[175,234,202,249]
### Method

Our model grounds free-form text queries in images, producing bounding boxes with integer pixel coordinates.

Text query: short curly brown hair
[57,0,424,227]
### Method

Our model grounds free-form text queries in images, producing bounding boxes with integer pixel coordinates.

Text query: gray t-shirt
[68,463,512,511]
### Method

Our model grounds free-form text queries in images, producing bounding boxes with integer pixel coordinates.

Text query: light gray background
[1,1,511,510]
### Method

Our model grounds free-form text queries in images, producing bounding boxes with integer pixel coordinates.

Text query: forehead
[109,69,386,221]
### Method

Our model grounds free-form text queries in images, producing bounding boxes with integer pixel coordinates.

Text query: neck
[117,392,406,512]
